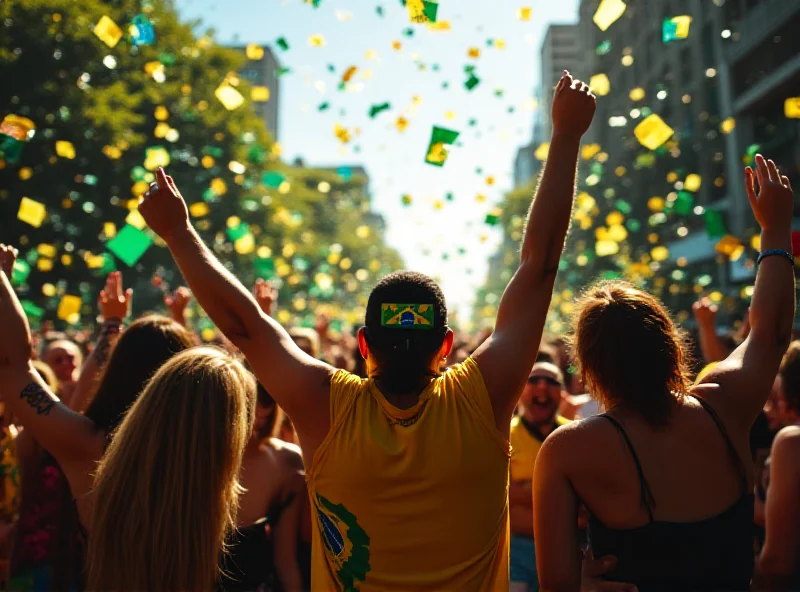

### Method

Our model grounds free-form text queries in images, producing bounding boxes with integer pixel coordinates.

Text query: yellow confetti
[715,235,743,258]
[154,106,169,121]
[154,122,170,138]
[444,111,456,120]
[85,254,105,269]
[650,246,670,261]
[37,258,53,272]
[486,176,495,186]
[211,178,227,196]
[215,83,245,111]
[534,142,550,161]
[55,140,75,159]
[476,194,487,203]
[428,21,451,31]
[342,66,358,83]
[467,47,481,59]
[517,7,532,20]
[37,244,56,258]
[596,240,619,257]
[251,86,270,101]
[19,167,32,180]
[588,73,610,96]
[144,146,170,171]
[126,209,147,230]
[629,87,645,101]
[433,200,444,210]
[334,124,352,143]
[684,174,702,192]
[593,0,627,31]
[784,98,800,118]
[245,44,264,60]
[57,295,82,321]
[392,40,402,51]
[336,10,354,21]
[144,61,165,82]
[670,15,693,39]
[104,222,116,237]
[365,49,378,60]
[720,117,736,134]
[309,34,326,47]
[495,39,506,50]
[17,197,46,228]
[395,116,409,132]
[189,202,210,218]
[582,144,601,160]
[647,197,665,211]
[634,114,674,150]
[234,234,255,254]
[93,15,123,48]
[751,235,761,251]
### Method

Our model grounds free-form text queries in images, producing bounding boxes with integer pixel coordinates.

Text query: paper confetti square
[407,0,438,24]
[465,73,480,91]
[634,114,674,150]
[57,295,82,322]
[94,15,123,48]
[276,37,290,51]
[785,98,800,119]
[129,14,155,46]
[251,86,270,102]
[704,210,727,238]
[588,73,610,96]
[189,202,210,218]
[144,146,170,171]
[424,126,460,167]
[517,7,532,20]
[215,84,245,111]
[17,197,46,228]
[369,102,391,118]
[246,44,264,60]
[106,224,153,267]
[662,15,692,43]
[262,171,287,188]
[593,0,627,32]
[55,140,76,159]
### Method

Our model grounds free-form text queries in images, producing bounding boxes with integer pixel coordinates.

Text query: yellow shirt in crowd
[306,357,511,591]
[509,414,570,483]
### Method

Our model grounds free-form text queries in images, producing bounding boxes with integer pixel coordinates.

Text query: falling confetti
[17,197,47,228]
[662,16,692,43]
[588,73,610,96]
[129,14,155,46]
[276,37,289,51]
[93,15,123,48]
[517,7,532,20]
[308,34,326,47]
[369,103,391,118]
[424,126,460,167]
[215,82,245,111]
[592,0,627,32]
[785,98,800,118]
[407,0,438,23]
[106,224,153,267]
[634,114,674,150]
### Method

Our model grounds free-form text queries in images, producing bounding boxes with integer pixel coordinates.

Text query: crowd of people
[0,71,796,591]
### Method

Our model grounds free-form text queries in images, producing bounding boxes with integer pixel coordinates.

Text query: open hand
[138,167,190,241]
[164,286,192,318]
[0,245,33,368]
[254,279,278,316]
[98,271,132,321]
[745,154,793,233]
[692,297,717,326]
[552,70,597,140]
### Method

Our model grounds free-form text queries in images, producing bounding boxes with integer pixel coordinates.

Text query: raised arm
[0,246,103,479]
[138,169,334,445]
[692,297,730,364]
[69,272,129,412]
[473,71,596,431]
[696,156,795,429]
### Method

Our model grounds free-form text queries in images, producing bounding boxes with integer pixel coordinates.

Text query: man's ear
[357,327,369,360]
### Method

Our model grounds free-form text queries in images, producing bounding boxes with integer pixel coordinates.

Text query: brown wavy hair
[87,347,256,591]
[571,280,692,426]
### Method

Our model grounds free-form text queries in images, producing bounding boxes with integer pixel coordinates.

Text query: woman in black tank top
[532,155,795,591]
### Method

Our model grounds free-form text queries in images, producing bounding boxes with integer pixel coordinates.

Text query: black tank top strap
[599,414,656,523]
[690,396,749,493]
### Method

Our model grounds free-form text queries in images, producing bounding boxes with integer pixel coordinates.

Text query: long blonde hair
[87,347,256,591]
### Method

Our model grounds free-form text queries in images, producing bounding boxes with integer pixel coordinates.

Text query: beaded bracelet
[756,249,795,266]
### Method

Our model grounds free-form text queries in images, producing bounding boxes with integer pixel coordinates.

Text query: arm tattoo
[19,382,56,416]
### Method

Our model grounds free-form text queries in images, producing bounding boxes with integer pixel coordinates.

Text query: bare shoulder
[539,416,611,460]
[773,425,800,453]
[269,437,305,471]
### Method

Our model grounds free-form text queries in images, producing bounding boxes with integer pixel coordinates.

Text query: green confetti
[262,171,286,188]
[106,224,153,267]
[465,73,480,91]
[276,37,289,51]
[369,102,391,118]
[424,126,460,167]
[704,209,727,238]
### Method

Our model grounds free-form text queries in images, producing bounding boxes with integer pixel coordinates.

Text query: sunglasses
[527,375,562,388]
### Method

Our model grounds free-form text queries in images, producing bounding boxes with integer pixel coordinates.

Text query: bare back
[563,395,750,528]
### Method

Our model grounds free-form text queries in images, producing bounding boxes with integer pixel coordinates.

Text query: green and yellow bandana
[380,303,435,330]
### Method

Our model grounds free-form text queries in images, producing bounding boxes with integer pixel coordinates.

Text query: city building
[540,24,582,139]
[229,45,281,141]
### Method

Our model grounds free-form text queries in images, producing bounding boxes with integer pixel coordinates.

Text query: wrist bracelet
[756,249,795,266]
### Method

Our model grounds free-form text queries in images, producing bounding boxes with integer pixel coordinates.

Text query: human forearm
[165,226,264,344]
[750,227,795,351]
[521,133,580,274]
[695,318,728,364]
[69,318,122,412]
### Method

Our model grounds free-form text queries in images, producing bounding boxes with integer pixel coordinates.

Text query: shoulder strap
[600,414,656,522]
[691,396,749,492]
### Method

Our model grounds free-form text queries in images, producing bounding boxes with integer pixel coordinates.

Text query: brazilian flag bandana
[380,303,435,330]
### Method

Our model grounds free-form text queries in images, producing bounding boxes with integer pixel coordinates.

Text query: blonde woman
[0,246,256,590]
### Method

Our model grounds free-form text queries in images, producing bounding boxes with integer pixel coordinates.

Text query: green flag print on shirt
[316,493,371,591]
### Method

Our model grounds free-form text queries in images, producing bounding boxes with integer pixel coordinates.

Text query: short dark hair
[364,271,448,393]
[779,341,800,414]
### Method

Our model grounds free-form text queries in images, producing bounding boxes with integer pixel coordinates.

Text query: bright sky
[175,0,580,320]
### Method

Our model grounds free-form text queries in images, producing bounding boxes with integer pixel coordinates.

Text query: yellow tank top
[307,357,510,591]
[509,415,570,482]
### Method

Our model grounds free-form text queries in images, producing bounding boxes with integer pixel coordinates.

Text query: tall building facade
[230,45,281,141]
[540,24,582,139]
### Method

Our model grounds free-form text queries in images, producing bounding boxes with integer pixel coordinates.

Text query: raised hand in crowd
[472,70,596,435]
[0,244,18,280]
[164,286,192,327]
[69,272,131,412]
[253,279,278,316]
[692,296,730,365]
